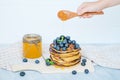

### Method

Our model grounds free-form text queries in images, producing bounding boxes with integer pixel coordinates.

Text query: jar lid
[23,34,41,43]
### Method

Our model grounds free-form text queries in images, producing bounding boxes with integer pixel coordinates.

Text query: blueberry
[64,43,69,48]
[23,58,28,62]
[56,37,61,43]
[68,40,72,44]
[56,46,60,51]
[46,62,51,66]
[66,36,70,40]
[75,43,80,49]
[53,44,57,49]
[53,39,57,44]
[62,47,67,51]
[72,70,77,75]
[71,40,76,44]
[84,69,89,74]
[59,42,64,48]
[81,62,86,66]
[63,39,67,44]
[35,60,40,64]
[20,72,25,77]
[45,58,51,66]
[82,59,87,63]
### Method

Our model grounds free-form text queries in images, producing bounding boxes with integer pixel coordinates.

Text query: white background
[0,0,120,44]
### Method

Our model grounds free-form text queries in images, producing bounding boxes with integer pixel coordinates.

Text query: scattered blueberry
[45,58,52,66]
[82,59,87,63]
[75,43,80,49]
[35,60,40,64]
[72,70,77,75]
[46,62,51,66]
[71,40,76,44]
[66,36,70,40]
[81,62,86,66]
[23,58,28,62]
[20,71,25,77]
[62,47,67,51]
[84,69,89,74]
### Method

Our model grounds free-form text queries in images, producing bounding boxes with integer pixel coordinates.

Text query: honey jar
[23,34,42,59]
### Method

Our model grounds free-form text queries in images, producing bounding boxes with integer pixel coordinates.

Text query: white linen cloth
[0,43,94,73]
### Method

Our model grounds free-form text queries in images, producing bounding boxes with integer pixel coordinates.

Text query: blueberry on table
[23,58,28,62]
[45,58,52,66]
[81,62,86,66]
[84,69,89,74]
[46,62,51,66]
[82,59,87,63]
[35,60,40,64]
[72,70,77,75]
[20,71,26,77]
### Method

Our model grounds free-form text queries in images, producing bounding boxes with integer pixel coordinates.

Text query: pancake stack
[49,35,81,67]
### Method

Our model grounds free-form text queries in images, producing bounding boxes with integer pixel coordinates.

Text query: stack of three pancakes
[50,44,81,67]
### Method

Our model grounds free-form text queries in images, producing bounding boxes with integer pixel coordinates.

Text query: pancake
[50,55,80,67]
[50,52,81,62]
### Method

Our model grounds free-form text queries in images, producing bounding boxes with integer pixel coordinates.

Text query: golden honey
[23,34,42,59]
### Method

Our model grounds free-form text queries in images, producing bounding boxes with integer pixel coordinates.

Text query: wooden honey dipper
[58,10,104,21]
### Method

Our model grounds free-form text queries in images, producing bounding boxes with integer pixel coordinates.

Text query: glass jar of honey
[23,34,42,59]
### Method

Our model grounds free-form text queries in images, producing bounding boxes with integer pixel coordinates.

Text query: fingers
[82,14,93,18]
[77,2,88,15]
[77,7,94,18]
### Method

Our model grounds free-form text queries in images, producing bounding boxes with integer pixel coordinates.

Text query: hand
[77,1,104,18]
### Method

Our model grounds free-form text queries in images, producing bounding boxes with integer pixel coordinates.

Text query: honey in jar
[23,34,42,59]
